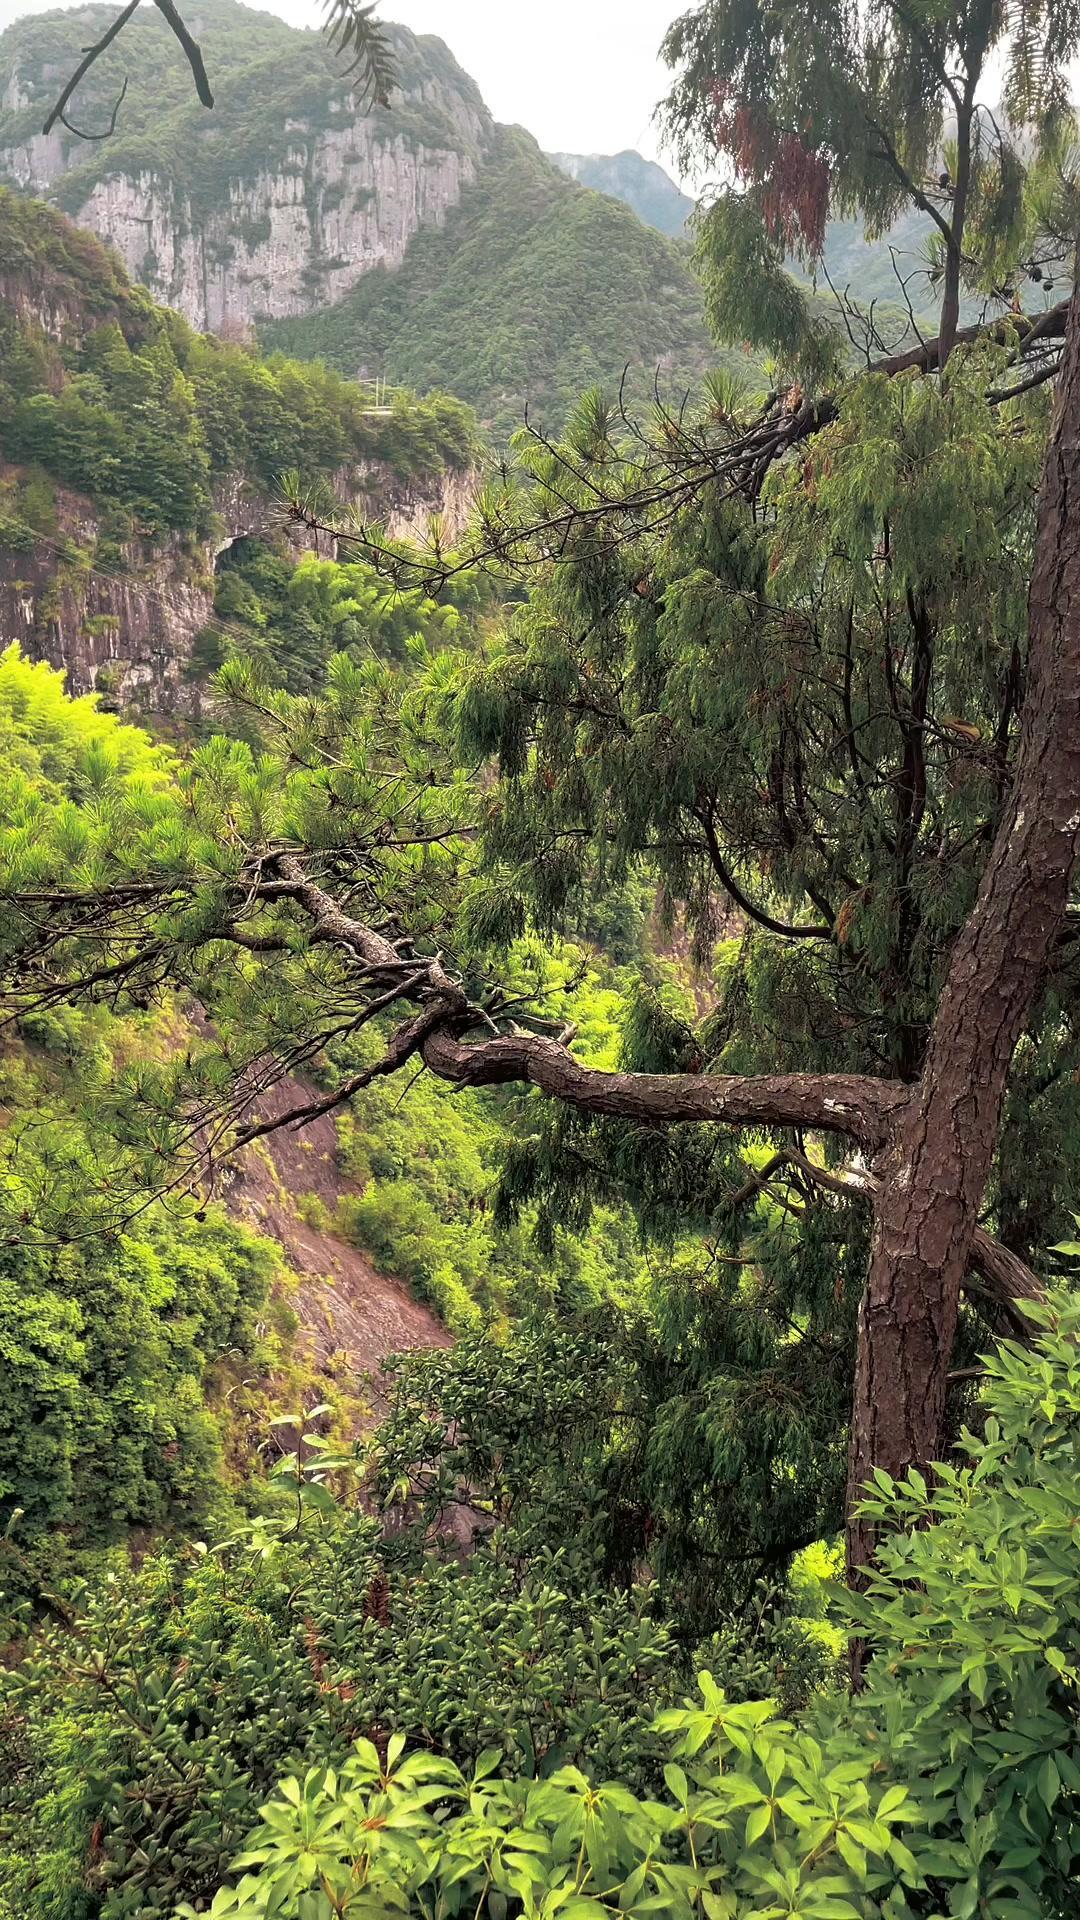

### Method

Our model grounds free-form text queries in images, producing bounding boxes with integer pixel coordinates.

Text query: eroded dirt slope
[221,1074,450,1410]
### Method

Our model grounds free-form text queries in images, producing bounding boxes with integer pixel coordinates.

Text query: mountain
[0,187,477,713]
[263,127,726,436]
[549,150,695,237]
[0,0,726,432]
[545,150,958,331]
[0,0,490,336]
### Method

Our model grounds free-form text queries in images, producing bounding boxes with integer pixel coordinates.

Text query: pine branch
[262,854,906,1146]
[319,0,394,107]
[295,302,1070,594]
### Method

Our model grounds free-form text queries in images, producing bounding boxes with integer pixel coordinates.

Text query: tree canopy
[5,0,1080,1913]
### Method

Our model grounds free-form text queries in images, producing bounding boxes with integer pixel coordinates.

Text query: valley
[0,0,724,429]
[1,2,1079,1917]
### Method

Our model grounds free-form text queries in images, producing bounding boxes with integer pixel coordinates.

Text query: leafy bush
[198,1291,1080,1919]
[0,1474,674,1916]
[0,649,287,1567]
[0,1329,835,1919]
[0,1102,282,1569]
[321,945,646,1329]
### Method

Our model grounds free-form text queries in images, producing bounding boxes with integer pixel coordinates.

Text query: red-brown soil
[220,1074,450,1409]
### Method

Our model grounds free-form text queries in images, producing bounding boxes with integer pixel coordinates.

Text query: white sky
[0,0,690,177]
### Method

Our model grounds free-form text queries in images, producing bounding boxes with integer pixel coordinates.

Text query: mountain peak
[548,149,695,237]
[0,8,728,432]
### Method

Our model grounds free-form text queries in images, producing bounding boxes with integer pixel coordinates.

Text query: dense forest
[3,0,1080,1916]
[0,189,477,520]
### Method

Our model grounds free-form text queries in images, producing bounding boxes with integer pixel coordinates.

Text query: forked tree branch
[209,860,1042,1321]
[43,0,212,140]
[42,0,142,134]
[264,853,908,1146]
[42,0,394,141]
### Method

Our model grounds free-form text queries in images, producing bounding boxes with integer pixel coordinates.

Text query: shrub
[198,1291,1080,1919]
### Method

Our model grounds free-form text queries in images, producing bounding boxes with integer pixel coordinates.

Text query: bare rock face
[0,471,235,715]
[0,11,486,711]
[0,10,491,340]
[0,460,476,716]
[69,119,482,337]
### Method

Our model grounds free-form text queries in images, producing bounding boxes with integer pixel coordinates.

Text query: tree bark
[846,264,1080,1576]
[938,94,973,366]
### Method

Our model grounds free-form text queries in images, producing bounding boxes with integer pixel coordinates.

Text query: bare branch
[264,853,904,1147]
[58,74,129,142]
[151,0,214,107]
[42,0,142,135]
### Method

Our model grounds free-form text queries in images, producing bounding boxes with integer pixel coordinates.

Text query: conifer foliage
[664,0,1080,362]
[14,0,1080,1615]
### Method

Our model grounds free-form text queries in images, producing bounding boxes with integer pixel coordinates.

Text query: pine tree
[9,0,1080,1602]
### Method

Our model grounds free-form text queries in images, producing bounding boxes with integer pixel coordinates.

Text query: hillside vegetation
[0,189,476,539]
[264,126,729,433]
[3,0,1080,1916]
[550,150,696,236]
[0,2,731,435]
[0,0,489,210]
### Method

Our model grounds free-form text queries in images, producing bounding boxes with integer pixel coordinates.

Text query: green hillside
[550,149,695,236]
[0,2,729,437]
[0,0,489,214]
[0,187,476,537]
[264,126,728,434]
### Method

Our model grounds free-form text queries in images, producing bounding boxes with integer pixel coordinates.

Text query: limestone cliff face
[62,117,481,337]
[0,461,476,715]
[0,7,491,339]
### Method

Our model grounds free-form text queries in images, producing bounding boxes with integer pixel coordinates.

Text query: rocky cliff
[0,460,475,715]
[0,1,730,431]
[0,0,491,335]
[0,189,478,714]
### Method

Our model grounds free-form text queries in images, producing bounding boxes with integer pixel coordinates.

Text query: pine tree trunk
[847,266,1080,1577]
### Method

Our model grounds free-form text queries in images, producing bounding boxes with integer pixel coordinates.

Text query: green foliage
[0,637,875,1610]
[0,641,165,799]
[550,151,695,237]
[0,1170,279,1567]
[662,0,1076,374]
[0,188,148,329]
[0,188,477,538]
[196,1292,1080,1919]
[0,1327,833,1919]
[0,648,286,1569]
[329,947,642,1328]
[0,1,488,214]
[264,127,737,435]
[369,1314,845,1677]
[448,341,1078,1259]
[202,540,483,693]
[185,1717,913,1920]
